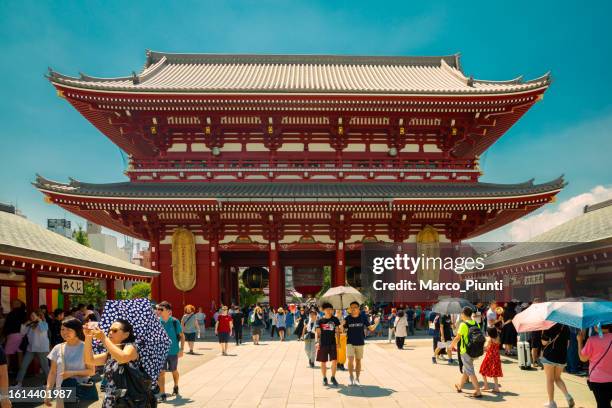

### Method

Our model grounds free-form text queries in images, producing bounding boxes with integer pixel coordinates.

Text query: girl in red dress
[480,327,503,392]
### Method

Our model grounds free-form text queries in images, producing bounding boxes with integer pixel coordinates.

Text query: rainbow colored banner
[0,286,63,312]
[0,286,26,312]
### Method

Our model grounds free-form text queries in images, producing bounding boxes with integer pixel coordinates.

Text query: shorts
[218,332,230,343]
[346,344,364,359]
[316,344,337,362]
[163,355,178,372]
[252,327,262,335]
[185,332,196,342]
[460,353,475,376]
[541,357,566,367]
[277,327,286,333]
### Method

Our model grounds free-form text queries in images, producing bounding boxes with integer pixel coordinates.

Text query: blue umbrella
[547,298,612,329]
[96,298,171,381]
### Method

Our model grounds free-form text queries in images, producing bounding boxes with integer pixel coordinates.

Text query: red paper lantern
[292,266,323,297]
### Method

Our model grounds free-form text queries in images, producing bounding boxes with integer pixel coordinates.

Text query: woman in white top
[16,309,50,386]
[394,310,408,349]
[45,317,95,407]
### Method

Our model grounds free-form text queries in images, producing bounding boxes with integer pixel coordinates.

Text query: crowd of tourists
[419,300,611,408]
[0,297,610,407]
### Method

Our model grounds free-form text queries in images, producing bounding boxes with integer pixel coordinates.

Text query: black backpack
[463,321,485,358]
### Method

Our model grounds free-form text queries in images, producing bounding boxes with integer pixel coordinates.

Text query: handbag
[112,359,153,408]
[60,344,99,402]
[18,331,29,352]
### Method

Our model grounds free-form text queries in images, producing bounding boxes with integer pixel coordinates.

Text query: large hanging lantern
[346,266,362,288]
[292,266,323,297]
[242,267,269,292]
[171,228,197,291]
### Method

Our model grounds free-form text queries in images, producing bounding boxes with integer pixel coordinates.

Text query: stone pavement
[162,336,596,408]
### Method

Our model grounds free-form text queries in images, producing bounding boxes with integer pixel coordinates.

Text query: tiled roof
[484,200,612,268]
[47,50,551,95]
[0,211,159,278]
[34,176,565,201]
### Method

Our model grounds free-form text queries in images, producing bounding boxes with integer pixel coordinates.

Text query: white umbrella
[318,285,365,310]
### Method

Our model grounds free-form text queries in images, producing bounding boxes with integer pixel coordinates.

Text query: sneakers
[354,378,361,386]
[330,377,338,386]
[172,385,179,396]
[323,377,328,386]
[431,356,437,364]
[158,394,167,402]
[543,402,557,408]
[566,396,575,408]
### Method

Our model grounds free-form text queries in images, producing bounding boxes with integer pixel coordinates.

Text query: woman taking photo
[83,319,141,407]
[45,317,95,407]
[15,309,50,387]
[250,306,264,345]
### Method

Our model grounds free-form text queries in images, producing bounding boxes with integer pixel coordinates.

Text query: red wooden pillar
[268,241,280,308]
[210,243,220,308]
[106,278,115,300]
[564,263,577,297]
[25,268,39,312]
[334,241,346,287]
[150,233,161,302]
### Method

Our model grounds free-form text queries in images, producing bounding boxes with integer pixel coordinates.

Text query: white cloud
[507,185,612,241]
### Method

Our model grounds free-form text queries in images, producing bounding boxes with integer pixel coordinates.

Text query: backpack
[171,318,181,341]
[463,321,485,358]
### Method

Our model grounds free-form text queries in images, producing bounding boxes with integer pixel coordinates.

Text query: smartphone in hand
[85,321,99,330]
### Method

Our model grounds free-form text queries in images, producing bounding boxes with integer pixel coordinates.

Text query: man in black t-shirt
[344,301,378,386]
[315,302,341,386]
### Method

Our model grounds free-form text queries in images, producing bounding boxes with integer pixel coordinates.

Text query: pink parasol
[512,302,556,333]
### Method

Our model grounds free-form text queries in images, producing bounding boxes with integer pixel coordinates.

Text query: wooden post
[150,232,161,301]
[268,241,280,308]
[106,278,115,300]
[25,267,39,312]
[210,243,220,307]
[334,240,345,287]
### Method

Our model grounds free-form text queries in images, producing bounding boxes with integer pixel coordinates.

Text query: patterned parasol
[96,298,171,381]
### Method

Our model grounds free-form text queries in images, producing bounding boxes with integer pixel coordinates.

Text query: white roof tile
[49,51,550,95]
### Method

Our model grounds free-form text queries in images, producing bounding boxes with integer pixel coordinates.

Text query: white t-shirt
[47,342,88,388]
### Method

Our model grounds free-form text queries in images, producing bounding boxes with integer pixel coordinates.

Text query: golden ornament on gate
[171,227,197,291]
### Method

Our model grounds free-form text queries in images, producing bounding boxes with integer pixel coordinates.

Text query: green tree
[73,225,90,247]
[238,279,261,307]
[315,265,332,298]
[115,282,151,300]
[71,280,106,308]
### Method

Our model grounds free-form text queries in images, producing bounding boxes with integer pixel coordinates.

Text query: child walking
[480,327,503,393]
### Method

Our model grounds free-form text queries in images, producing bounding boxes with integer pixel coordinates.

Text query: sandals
[467,393,483,398]
[454,384,462,393]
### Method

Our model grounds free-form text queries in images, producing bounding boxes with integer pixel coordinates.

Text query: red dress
[479,341,503,377]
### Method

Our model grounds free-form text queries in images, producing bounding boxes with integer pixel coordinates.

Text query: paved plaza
[157,335,595,408]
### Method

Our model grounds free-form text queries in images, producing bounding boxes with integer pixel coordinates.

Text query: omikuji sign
[61,278,84,294]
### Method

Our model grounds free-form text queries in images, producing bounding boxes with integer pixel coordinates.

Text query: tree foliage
[70,280,105,308]
[116,282,151,300]
[73,225,90,247]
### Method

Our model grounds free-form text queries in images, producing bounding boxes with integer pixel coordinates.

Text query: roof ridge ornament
[132,71,140,85]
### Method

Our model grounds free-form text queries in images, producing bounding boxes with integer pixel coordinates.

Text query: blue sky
[0,1,610,243]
